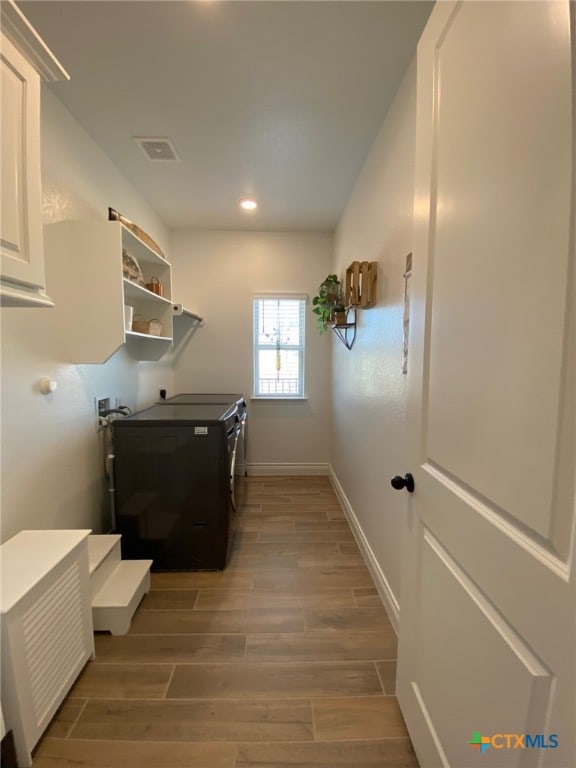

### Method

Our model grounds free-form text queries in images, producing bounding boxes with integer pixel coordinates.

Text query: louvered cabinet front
[1,530,94,767]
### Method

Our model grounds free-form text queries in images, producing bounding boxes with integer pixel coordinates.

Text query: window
[253,296,306,398]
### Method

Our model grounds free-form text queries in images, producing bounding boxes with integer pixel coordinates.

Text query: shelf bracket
[332,307,356,350]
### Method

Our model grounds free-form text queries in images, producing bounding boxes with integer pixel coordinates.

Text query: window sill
[251,396,309,401]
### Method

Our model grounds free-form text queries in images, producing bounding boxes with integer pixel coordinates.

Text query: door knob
[390,473,415,493]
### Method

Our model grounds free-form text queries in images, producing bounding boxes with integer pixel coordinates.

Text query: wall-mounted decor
[311,262,378,350]
[345,261,378,308]
[402,253,412,374]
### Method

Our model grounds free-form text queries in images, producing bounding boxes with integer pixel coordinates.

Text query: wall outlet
[94,397,110,431]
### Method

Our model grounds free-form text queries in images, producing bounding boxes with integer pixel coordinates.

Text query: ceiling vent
[134,137,180,162]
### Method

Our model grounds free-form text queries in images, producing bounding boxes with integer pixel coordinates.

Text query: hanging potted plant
[312,274,344,333]
[333,306,348,326]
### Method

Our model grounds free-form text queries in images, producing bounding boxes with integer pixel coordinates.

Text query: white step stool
[88,534,152,635]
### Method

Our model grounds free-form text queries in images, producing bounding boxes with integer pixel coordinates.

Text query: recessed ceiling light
[240,198,258,211]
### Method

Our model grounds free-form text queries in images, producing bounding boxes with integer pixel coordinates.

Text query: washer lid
[113,402,238,426]
[159,393,246,408]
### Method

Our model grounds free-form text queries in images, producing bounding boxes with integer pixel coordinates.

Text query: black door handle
[391,473,415,493]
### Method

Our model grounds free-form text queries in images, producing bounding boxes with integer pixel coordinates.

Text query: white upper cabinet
[0,0,68,307]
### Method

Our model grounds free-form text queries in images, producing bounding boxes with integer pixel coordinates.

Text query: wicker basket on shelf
[131,318,150,334]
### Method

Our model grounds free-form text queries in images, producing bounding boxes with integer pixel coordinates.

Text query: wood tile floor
[33,476,418,767]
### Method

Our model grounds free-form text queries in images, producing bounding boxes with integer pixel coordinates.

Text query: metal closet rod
[172,304,204,323]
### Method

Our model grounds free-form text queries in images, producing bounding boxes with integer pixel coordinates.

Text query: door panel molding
[410,681,450,768]
[423,461,570,577]
[423,530,551,679]
[422,0,573,544]
[411,530,554,767]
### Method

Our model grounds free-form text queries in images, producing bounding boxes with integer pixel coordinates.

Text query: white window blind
[253,297,306,398]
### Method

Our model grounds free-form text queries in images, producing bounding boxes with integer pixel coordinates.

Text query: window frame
[252,294,307,400]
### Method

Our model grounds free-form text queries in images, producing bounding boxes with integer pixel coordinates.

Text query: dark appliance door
[112,404,236,570]
[156,394,248,480]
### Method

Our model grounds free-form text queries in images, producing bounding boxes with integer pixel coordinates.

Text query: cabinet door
[1,33,46,299]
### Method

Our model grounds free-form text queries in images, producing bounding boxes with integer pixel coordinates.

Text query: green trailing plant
[312,274,344,333]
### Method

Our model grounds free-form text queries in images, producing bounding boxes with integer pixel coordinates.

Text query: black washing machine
[112,402,239,570]
[157,393,248,505]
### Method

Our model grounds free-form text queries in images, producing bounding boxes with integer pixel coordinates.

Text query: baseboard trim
[329,466,400,633]
[246,463,330,476]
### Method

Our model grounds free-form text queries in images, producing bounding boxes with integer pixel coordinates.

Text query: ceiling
[21,1,434,232]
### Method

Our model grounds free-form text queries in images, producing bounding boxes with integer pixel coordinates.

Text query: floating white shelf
[44,220,174,363]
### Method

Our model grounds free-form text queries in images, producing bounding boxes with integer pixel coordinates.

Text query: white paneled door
[397,3,575,767]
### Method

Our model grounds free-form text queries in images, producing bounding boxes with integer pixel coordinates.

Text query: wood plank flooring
[33,476,418,768]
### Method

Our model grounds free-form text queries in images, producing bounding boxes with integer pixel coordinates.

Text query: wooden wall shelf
[345,261,377,308]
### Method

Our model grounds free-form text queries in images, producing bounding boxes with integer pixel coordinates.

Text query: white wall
[169,230,334,472]
[331,59,417,625]
[0,90,173,543]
